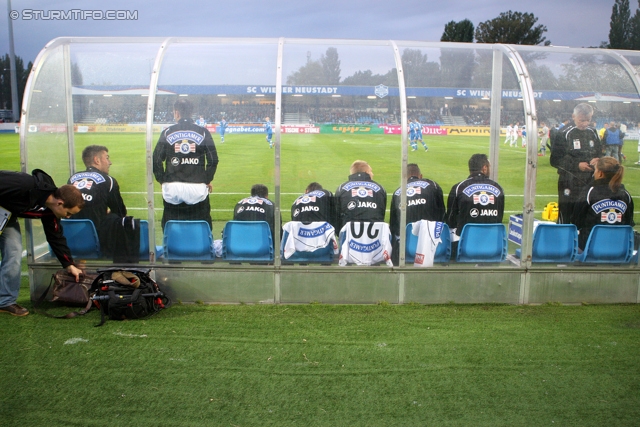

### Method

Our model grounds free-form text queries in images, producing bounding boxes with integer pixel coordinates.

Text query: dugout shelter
[19,37,640,305]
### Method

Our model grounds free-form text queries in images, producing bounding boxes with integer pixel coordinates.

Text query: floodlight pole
[7,0,20,122]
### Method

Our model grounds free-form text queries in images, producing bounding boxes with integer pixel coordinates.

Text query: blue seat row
[515,224,635,264]
[60,219,163,259]
[62,219,636,265]
[406,222,507,263]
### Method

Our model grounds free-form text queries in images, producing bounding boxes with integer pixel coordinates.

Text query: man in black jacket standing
[153,98,219,229]
[0,169,85,316]
[446,154,505,253]
[550,103,602,224]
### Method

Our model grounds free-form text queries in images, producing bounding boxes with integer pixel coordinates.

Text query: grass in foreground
[1,280,639,426]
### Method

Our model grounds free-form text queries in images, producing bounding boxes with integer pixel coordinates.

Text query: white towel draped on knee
[411,220,444,267]
[282,221,337,259]
[162,182,209,205]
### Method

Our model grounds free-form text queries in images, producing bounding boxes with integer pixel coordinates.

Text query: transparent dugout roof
[20,37,640,267]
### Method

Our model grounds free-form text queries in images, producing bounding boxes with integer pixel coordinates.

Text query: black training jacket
[68,167,127,231]
[153,118,219,185]
[290,189,335,228]
[0,169,74,267]
[446,173,505,236]
[335,172,387,232]
[390,176,445,238]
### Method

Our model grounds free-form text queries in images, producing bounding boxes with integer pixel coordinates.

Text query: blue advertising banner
[73,85,640,102]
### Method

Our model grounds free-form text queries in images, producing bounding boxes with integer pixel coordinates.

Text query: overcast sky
[0,0,618,64]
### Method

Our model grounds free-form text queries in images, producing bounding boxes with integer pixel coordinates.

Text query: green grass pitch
[2,133,640,425]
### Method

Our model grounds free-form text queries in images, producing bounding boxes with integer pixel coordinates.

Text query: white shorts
[162,182,208,205]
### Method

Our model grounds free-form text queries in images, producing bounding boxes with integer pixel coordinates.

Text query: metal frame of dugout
[20,37,640,305]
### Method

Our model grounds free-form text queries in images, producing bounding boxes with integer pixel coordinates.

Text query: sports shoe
[424,146,429,152]
[0,303,29,316]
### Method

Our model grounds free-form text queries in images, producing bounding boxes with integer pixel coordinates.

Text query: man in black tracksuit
[68,145,139,261]
[233,184,279,241]
[389,163,445,264]
[0,169,85,316]
[153,98,219,229]
[550,103,602,224]
[290,182,335,228]
[334,160,387,233]
[390,163,445,238]
[446,154,505,254]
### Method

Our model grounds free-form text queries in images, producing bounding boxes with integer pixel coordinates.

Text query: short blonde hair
[350,160,370,175]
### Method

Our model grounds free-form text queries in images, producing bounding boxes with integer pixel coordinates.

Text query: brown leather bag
[51,270,97,305]
[34,270,99,318]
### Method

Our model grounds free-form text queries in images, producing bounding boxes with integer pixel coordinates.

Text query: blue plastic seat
[139,220,164,259]
[60,219,101,259]
[222,221,273,262]
[163,220,214,261]
[456,223,507,263]
[578,225,634,264]
[531,223,578,263]
[406,222,451,264]
[280,222,335,263]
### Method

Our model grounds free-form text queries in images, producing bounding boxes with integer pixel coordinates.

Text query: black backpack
[91,268,171,326]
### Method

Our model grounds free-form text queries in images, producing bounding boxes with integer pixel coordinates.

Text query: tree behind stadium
[0,54,33,116]
[607,0,640,50]
[609,0,632,49]
[441,19,475,43]
[286,47,341,85]
[474,11,551,46]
